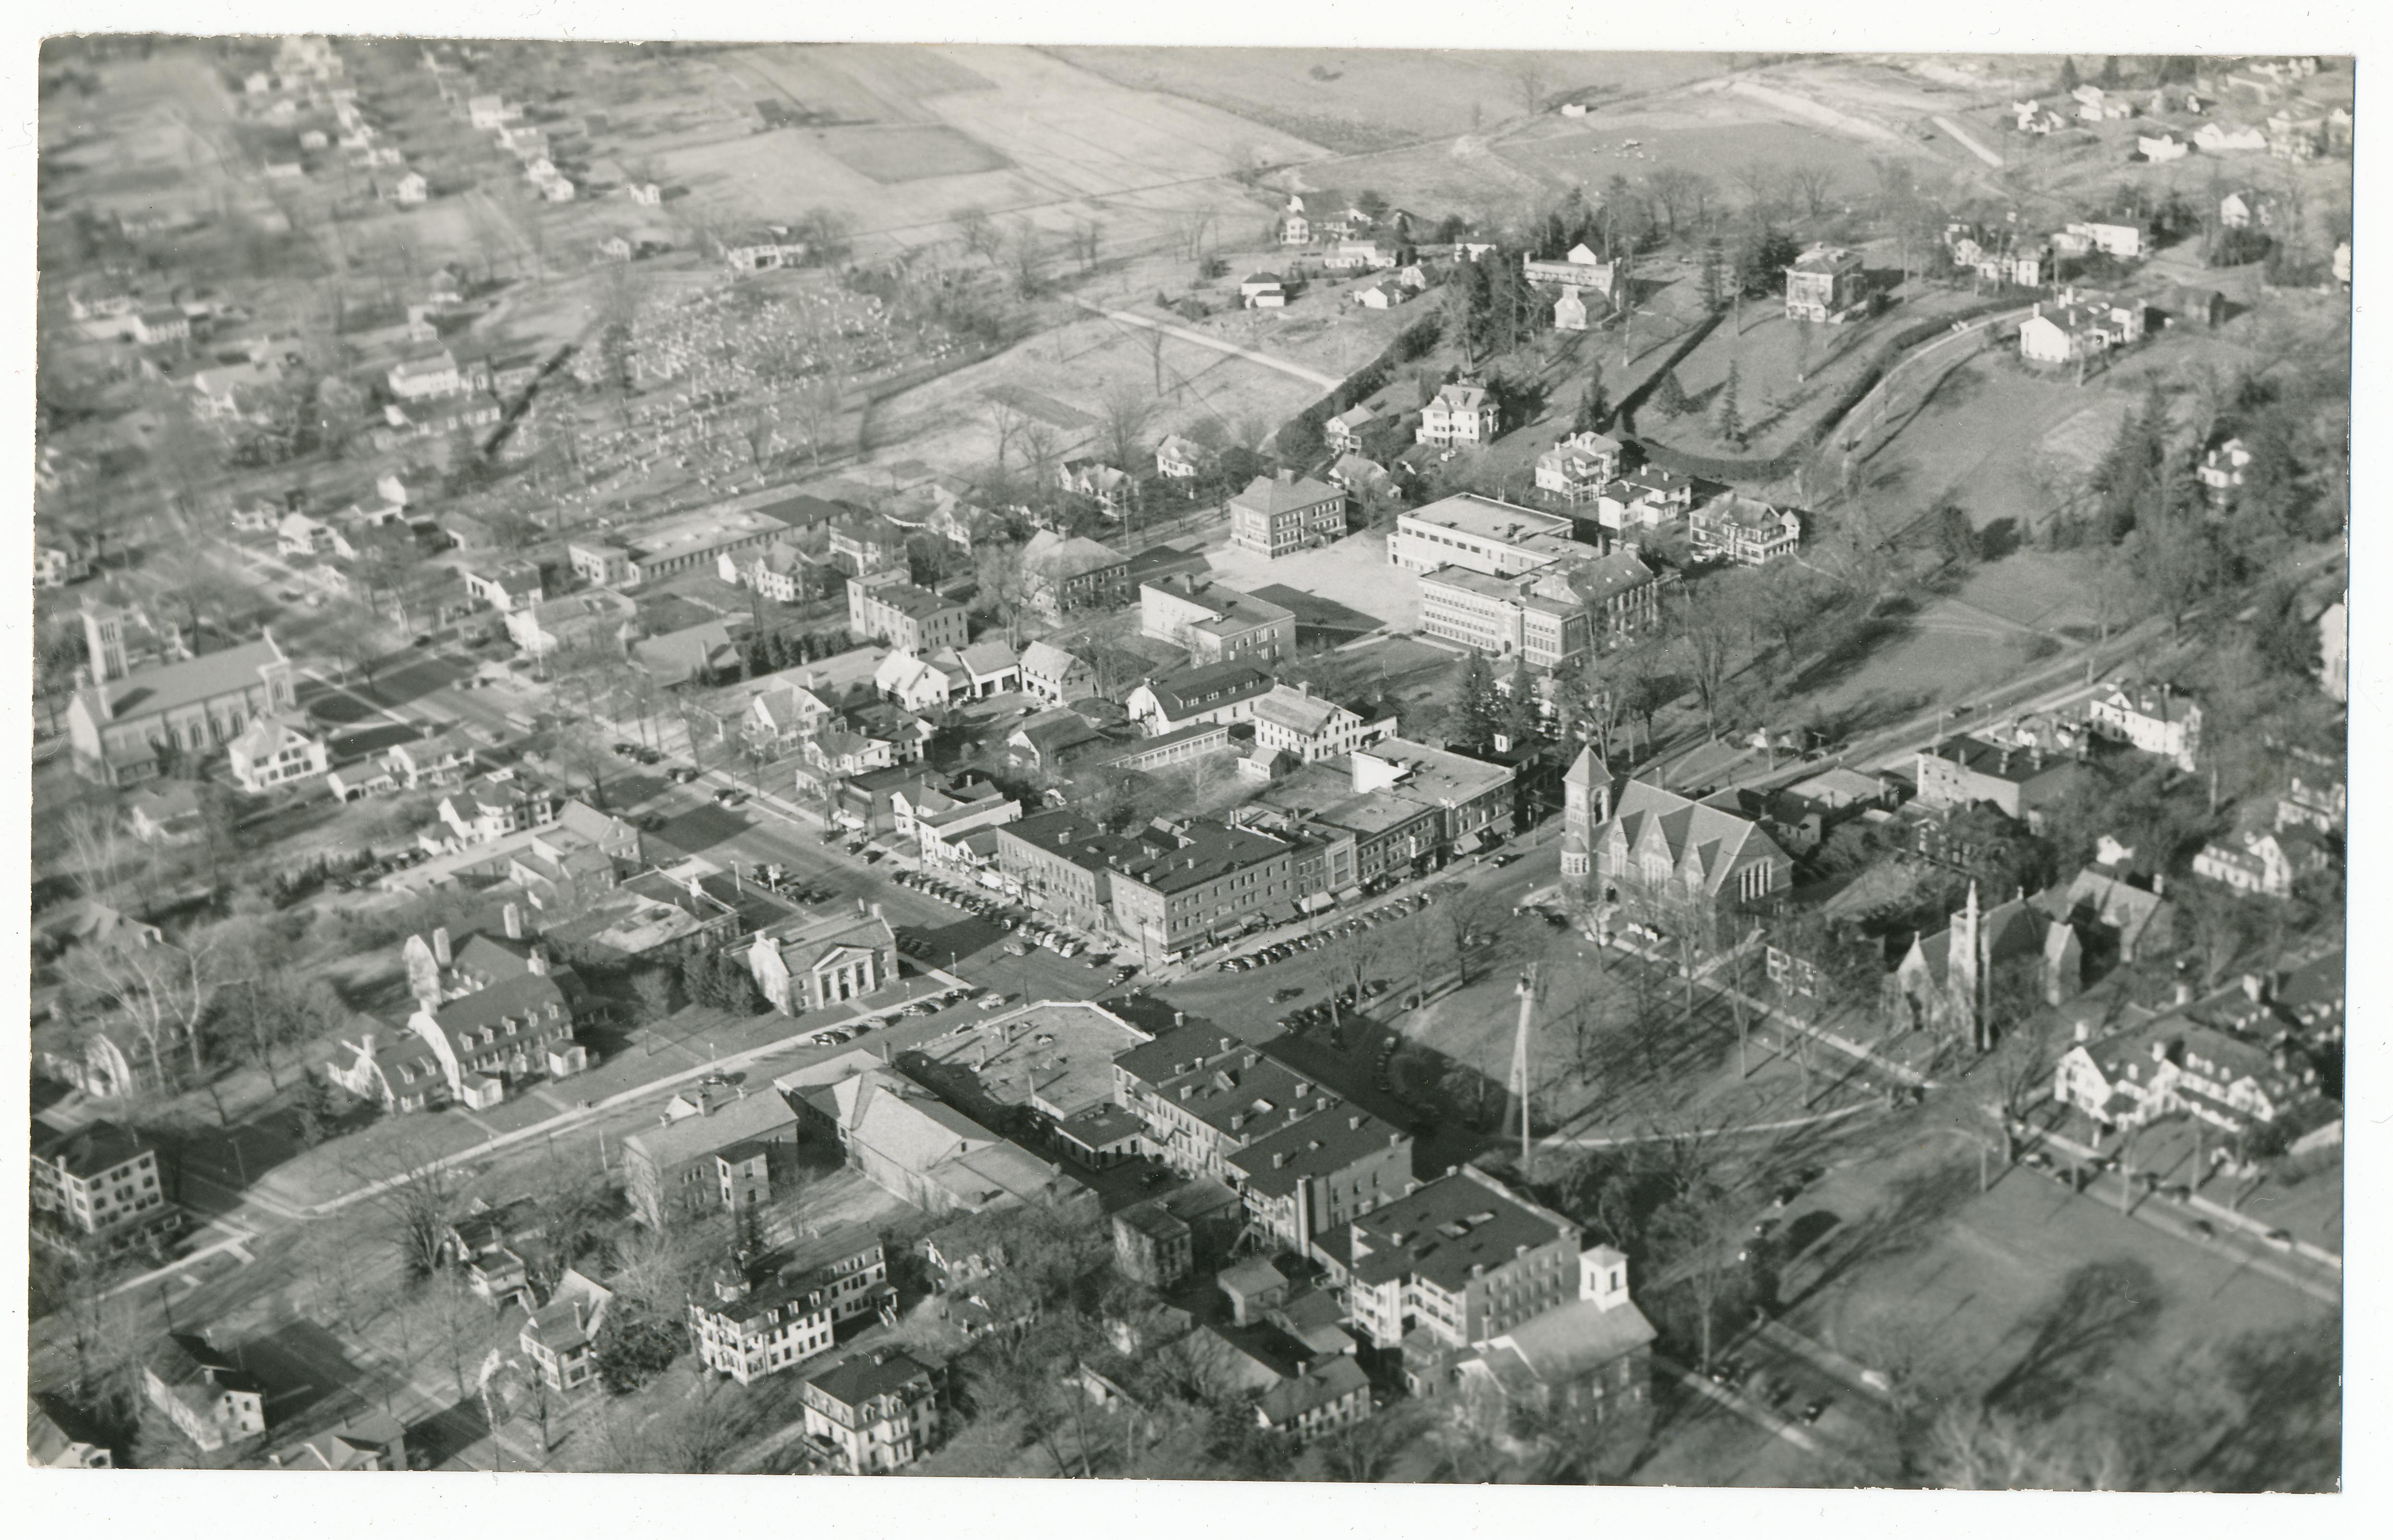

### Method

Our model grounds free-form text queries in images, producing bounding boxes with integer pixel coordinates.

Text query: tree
[1645,167,1702,237]
[1697,238,1727,312]
[593,1309,685,1396]
[787,374,843,470]
[1671,584,1742,739]
[632,967,674,1024]
[1455,649,1501,747]
[1571,358,1610,433]
[1510,58,1549,116]
[1098,383,1152,483]
[349,1134,466,1280]
[2100,56,2122,89]
[976,542,1037,647]
[958,205,999,265]
[1010,219,1047,298]
[1715,357,1746,447]
[2059,58,2081,95]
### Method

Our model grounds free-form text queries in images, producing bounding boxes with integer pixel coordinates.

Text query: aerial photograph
[23,34,2347,1490]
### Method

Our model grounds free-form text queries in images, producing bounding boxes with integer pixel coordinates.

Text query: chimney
[433,927,452,967]
[870,902,883,920]
[1219,1037,1233,1054]
[1295,1081,1311,1099]
[1271,1150,1285,1168]
[504,902,524,940]
[527,945,549,976]
[1174,1011,1185,1027]
[2174,978,2194,1007]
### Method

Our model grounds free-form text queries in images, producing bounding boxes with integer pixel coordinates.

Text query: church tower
[81,600,128,687]
[1561,746,1610,889]
[1946,882,1984,1049]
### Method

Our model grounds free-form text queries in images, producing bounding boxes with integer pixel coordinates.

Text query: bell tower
[1561,746,1610,888]
[81,600,128,687]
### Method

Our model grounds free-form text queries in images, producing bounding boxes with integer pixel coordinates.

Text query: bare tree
[1097,383,1152,481]
[1010,219,1047,299]
[957,205,1000,265]
[1789,163,1838,220]
[787,374,843,470]
[349,1132,468,1280]
[1732,161,1781,217]
[1510,58,1550,117]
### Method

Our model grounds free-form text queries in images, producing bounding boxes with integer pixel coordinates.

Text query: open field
[1780,1126,2339,1488]
[645,45,1328,259]
[1052,47,1732,155]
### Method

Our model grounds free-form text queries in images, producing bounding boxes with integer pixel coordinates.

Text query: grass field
[1054,47,1731,155]
[644,45,1328,261]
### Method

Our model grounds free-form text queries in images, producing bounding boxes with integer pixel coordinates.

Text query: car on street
[2189,1219,2215,1239]
[1800,1399,1829,1424]
[2261,1228,2295,1251]
[810,1029,853,1046]
[671,767,700,783]
[714,788,747,806]
[612,742,638,757]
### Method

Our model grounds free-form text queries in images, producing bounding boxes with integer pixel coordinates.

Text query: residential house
[1255,1357,1374,1444]
[1241,273,1287,308]
[1154,434,1209,481]
[66,609,296,785]
[630,618,749,687]
[1331,452,1399,508]
[1007,709,1120,773]
[801,1349,941,1473]
[1784,245,1865,322]
[386,349,485,402]
[434,771,561,849]
[1018,640,1094,704]
[1417,382,1498,447]
[26,1402,113,1468]
[2086,681,2201,770]
[2057,220,2145,259]
[406,967,586,1111]
[1688,493,1802,565]
[1016,531,1129,622]
[2018,290,2147,366]
[2195,121,2269,153]
[2198,438,2252,501]
[2137,131,2190,161]
[620,1086,801,1229]
[894,778,1021,861]
[2038,866,2176,964]
[2054,1015,2319,1135]
[386,169,429,205]
[1325,405,1377,456]
[225,717,330,794]
[460,559,545,612]
[1228,471,1349,559]
[145,1335,266,1452]
[828,513,912,578]
[385,729,478,790]
[124,782,207,847]
[691,1234,893,1385]
[35,538,95,589]
[749,907,901,1015]
[1277,194,1314,245]
[2276,773,2345,837]
[723,227,810,272]
[270,1413,409,1471]
[1553,286,1593,332]
[2192,828,2321,900]
[31,1119,175,1246]
[1060,460,1138,520]
[519,1271,613,1392]
[1535,432,1624,505]
[2072,84,2136,121]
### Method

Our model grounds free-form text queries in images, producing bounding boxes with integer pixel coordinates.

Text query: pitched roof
[1137,662,1275,720]
[32,1118,150,1176]
[1604,779,1788,898]
[1227,1106,1404,1198]
[620,1087,798,1168]
[1021,529,1127,580]
[86,635,286,722]
[805,1348,935,1410]
[1020,640,1085,680]
[1232,472,1343,516]
[1346,1169,1574,1291]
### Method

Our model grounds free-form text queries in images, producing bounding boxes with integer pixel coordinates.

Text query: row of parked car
[1216,890,1442,972]
[805,986,1000,1047]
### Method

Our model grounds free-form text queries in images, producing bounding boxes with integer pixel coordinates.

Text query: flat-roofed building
[1389,495,1578,577]
[1141,574,1296,666]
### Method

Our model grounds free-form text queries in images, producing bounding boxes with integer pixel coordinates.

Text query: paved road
[1069,299,1345,390]
[1933,114,2004,168]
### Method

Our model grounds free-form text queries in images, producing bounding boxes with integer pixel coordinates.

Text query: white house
[227,713,328,792]
[2085,681,2201,770]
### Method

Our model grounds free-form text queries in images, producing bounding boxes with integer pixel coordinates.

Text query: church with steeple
[1891,882,2083,1049]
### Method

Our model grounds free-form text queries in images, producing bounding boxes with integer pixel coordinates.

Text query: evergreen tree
[1500,661,1542,745]
[2059,57,2081,94]
[1698,238,1727,312]
[2100,56,2122,89]
[1456,650,1501,746]
[1735,227,1801,299]
[1572,359,1610,433]
[680,949,718,1010]
[1716,358,1746,448]
[1652,368,1693,418]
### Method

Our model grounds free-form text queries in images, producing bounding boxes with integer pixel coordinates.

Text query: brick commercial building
[1229,471,1349,559]
[1227,1107,1414,1251]
[1020,530,1131,621]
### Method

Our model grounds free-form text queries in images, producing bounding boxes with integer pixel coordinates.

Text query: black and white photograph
[14,5,2361,1504]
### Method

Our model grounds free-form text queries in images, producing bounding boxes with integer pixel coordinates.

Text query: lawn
[812,123,1011,183]
[1773,1123,2340,1489]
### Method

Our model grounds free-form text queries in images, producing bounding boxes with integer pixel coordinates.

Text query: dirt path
[1932,114,2004,168]
[1068,298,1344,389]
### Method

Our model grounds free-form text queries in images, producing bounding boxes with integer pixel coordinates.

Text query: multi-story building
[1113,1024,1341,1179]
[689,1233,890,1385]
[1914,734,2085,821]
[1451,1244,1655,1445]
[1688,493,1801,565]
[2019,290,2148,366]
[621,1086,802,1230]
[1123,662,1275,736]
[67,605,296,785]
[847,571,969,654]
[1249,682,1397,765]
[1101,817,1310,965]
[1228,471,1349,559]
[1416,382,1498,447]
[1257,739,1519,886]
[1534,431,1624,505]
[1141,575,1297,665]
[31,1119,177,1249]
[2086,681,2202,771]
[991,809,1131,934]
[435,770,561,848]
[2053,1016,2320,1135]
[1019,530,1130,621]
[1389,495,1578,577]
[827,512,912,577]
[405,967,587,1111]
[1226,1107,1413,1251]
[1329,1168,1583,1386]
[1783,245,1865,322]
[1418,565,1592,669]
[801,1348,941,1473]
[1018,640,1094,704]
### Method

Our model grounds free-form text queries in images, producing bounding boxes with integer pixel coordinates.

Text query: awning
[1258,902,1299,926]
[1299,893,1337,914]
[1452,832,1488,855]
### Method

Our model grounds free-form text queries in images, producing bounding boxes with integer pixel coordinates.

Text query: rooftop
[1347,1169,1575,1292]
[85,635,286,723]
[1401,493,1575,550]
[1231,471,1344,516]
[620,1086,797,1169]
[1227,1106,1406,1198]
